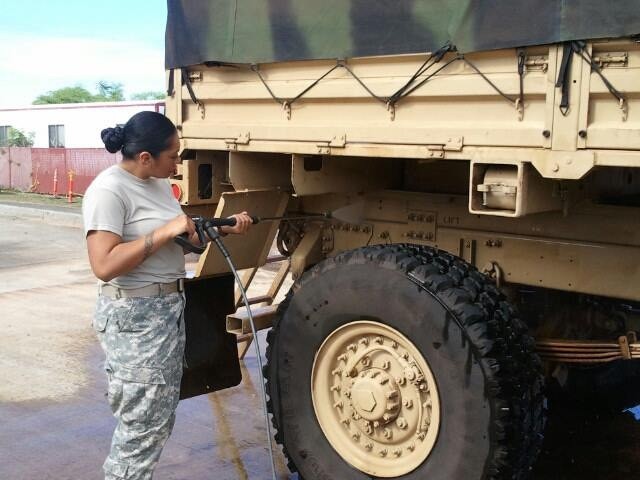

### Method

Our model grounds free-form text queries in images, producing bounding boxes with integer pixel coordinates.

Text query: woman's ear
[139,151,152,165]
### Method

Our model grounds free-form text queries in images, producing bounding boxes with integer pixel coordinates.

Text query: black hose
[204,225,278,480]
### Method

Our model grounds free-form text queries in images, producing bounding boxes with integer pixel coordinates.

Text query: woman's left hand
[220,211,253,235]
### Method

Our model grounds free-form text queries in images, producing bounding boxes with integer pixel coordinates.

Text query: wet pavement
[0,210,639,479]
[0,213,293,479]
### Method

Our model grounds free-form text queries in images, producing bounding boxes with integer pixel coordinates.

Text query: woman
[83,111,251,480]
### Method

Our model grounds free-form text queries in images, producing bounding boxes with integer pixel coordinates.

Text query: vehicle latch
[523,55,549,73]
[592,52,628,69]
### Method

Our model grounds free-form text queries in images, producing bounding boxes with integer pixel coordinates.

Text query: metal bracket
[443,136,463,151]
[620,97,628,122]
[188,71,203,82]
[224,132,251,151]
[321,226,334,254]
[387,102,396,121]
[283,101,291,120]
[425,136,463,158]
[482,261,503,288]
[524,55,549,73]
[316,134,346,155]
[329,134,346,148]
[592,52,628,69]
[197,101,206,120]
[515,98,524,121]
[425,146,445,159]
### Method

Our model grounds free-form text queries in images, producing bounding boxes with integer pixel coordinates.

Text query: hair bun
[101,126,125,153]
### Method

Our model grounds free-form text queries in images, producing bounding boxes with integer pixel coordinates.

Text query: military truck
[165,1,640,478]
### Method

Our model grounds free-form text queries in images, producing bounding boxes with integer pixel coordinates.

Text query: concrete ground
[0,208,293,480]
[1,204,639,480]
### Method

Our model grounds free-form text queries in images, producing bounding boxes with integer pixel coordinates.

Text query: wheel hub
[349,368,400,424]
[311,321,441,477]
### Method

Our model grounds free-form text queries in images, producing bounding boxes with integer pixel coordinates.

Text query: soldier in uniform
[83,111,252,479]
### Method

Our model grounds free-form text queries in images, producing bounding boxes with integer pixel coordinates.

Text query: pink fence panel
[8,148,33,191]
[0,147,9,188]
[4,148,120,194]
[65,149,119,194]
[31,149,66,195]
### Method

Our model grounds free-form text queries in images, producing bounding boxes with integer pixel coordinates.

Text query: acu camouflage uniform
[93,291,186,480]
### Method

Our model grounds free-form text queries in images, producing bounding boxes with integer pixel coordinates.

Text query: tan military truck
[165,1,640,478]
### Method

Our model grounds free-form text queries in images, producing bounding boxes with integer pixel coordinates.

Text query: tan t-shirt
[82,164,185,289]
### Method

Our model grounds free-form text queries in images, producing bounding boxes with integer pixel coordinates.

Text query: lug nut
[381,360,390,370]
[331,368,342,376]
[391,341,398,349]
[417,431,426,440]
[365,442,373,451]
[396,376,406,386]
[330,384,341,392]
[361,356,371,367]
[347,343,357,352]
[374,336,383,344]
[378,449,388,457]
[333,401,343,409]
[352,432,361,441]
[383,428,392,439]
[337,354,348,362]
[403,399,413,408]
[393,448,402,457]
[396,417,408,429]
[407,443,416,452]
[359,337,369,346]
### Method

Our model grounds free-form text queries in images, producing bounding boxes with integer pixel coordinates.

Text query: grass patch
[0,189,82,209]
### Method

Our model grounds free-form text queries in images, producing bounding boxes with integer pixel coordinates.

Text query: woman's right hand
[162,214,196,239]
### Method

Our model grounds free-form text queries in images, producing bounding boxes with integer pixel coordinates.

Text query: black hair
[101,111,177,158]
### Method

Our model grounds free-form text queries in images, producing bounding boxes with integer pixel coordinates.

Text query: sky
[0,0,167,106]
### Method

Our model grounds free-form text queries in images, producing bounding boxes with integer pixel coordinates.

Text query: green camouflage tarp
[165,0,640,68]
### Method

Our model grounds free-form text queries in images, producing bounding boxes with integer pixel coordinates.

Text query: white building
[0,100,164,148]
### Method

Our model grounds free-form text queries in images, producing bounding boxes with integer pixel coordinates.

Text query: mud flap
[180,275,242,399]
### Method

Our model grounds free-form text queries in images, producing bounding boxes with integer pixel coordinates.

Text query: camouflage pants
[93,292,186,480]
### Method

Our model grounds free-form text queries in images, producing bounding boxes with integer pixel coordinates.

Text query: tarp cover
[166,0,640,68]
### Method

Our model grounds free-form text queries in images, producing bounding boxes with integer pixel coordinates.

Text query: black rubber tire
[264,244,545,479]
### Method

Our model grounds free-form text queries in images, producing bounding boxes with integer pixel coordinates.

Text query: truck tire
[264,244,544,479]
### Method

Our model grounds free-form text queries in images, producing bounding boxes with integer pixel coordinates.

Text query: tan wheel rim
[311,321,441,477]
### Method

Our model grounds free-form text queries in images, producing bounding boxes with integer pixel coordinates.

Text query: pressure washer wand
[175,214,331,254]
[199,213,330,226]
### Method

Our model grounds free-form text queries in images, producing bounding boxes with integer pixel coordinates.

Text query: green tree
[33,86,96,104]
[130,91,165,100]
[7,127,35,147]
[32,81,125,104]
[95,81,125,101]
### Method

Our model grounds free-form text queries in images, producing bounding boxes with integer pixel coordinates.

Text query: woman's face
[150,133,180,178]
